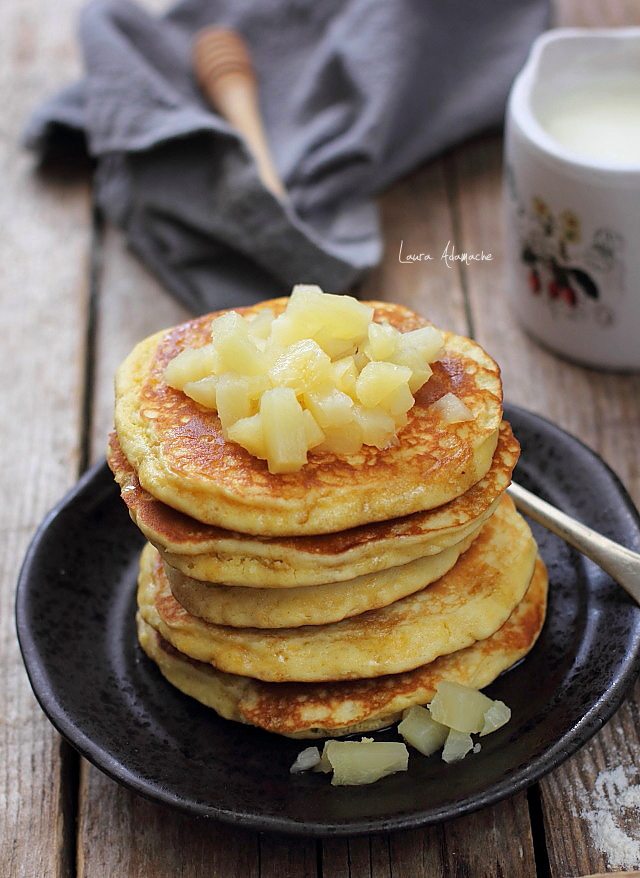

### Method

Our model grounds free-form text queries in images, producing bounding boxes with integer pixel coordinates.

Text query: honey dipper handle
[193,27,286,200]
[508,481,640,606]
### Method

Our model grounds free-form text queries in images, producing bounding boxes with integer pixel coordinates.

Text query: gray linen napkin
[25,0,548,313]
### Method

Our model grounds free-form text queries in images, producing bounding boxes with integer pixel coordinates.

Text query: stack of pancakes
[109,301,547,738]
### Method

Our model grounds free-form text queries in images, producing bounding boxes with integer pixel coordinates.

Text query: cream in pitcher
[504,29,640,371]
[538,75,640,165]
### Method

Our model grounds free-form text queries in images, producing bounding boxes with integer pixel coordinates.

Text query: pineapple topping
[288,684,511,785]
[401,682,512,765]
[313,738,409,786]
[164,285,446,473]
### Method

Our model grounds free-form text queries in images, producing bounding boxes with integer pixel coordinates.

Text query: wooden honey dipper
[193,27,286,200]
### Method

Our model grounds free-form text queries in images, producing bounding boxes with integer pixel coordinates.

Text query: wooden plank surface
[453,1,640,872]
[359,162,538,878]
[0,1,91,876]
[360,162,468,335]
[77,156,537,878]
[320,795,537,878]
[6,0,640,875]
[80,226,318,877]
[448,132,640,877]
[554,0,640,27]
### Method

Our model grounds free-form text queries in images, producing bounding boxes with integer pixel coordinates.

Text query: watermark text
[398,239,493,268]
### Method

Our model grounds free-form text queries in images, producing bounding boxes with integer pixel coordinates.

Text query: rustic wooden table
[3,1,640,876]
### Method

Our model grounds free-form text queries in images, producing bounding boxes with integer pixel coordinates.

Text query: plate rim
[15,403,640,836]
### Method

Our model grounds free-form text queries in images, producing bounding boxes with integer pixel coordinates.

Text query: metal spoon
[508,481,640,606]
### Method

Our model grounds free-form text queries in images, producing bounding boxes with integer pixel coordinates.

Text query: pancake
[115,299,502,536]
[137,495,537,682]
[137,556,548,738]
[108,420,519,587]
[163,526,481,628]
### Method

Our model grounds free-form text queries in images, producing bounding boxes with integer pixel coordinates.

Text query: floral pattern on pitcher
[517,196,624,328]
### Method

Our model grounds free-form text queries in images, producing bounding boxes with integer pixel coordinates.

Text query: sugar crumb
[579,763,640,869]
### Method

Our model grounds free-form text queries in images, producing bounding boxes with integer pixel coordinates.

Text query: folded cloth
[25,0,549,313]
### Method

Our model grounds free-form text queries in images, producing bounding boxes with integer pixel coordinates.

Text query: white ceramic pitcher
[504,28,640,371]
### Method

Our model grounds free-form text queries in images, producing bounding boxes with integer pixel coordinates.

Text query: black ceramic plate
[16,405,640,836]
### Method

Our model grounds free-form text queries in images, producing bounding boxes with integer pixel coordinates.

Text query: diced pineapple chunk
[442,729,474,764]
[353,405,396,449]
[246,308,274,341]
[270,285,373,349]
[211,310,245,342]
[262,342,286,370]
[164,344,218,390]
[268,285,324,344]
[398,326,444,363]
[304,389,354,429]
[313,328,358,360]
[317,422,363,455]
[408,368,433,394]
[398,705,449,756]
[269,339,332,395]
[392,347,433,393]
[353,348,370,372]
[429,682,494,734]
[430,393,474,424]
[260,387,308,473]
[364,321,399,361]
[227,413,266,459]
[303,409,325,449]
[183,376,218,409]
[391,326,442,392]
[290,746,321,774]
[356,362,412,408]
[331,356,358,398]
[289,284,373,341]
[212,311,266,375]
[382,383,415,419]
[322,738,409,786]
[244,374,270,400]
[480,701,511,737]
[215,374,256,434]
[313,748,332,774]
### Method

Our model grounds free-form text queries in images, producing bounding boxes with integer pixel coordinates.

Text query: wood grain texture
[259,835,319,878]
[79,164,537,878]
[10,0,637,875]
[89,227,189,459]
[359,161,468,335]
[320,796,537,878]
[447,132,640,876]
[553,0,640,27]
[359,161,538,878]
[320,835,393,878]
[80,226,319,878]
[0,2,91,877]
[77,781,262,878]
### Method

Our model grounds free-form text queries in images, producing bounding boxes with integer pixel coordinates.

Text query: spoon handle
[508,481,640,606]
